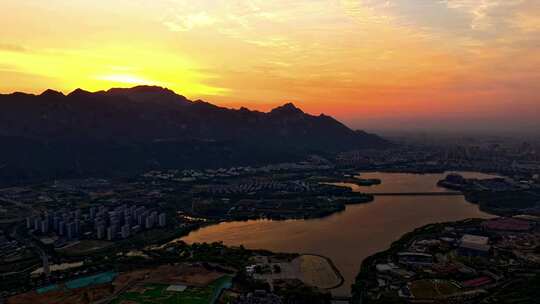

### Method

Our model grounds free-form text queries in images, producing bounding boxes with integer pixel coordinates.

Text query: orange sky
[1,0,539,132]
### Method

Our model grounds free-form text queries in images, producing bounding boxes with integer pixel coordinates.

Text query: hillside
[0,86,389,183]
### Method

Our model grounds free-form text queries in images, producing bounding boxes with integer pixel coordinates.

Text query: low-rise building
[459,234,490,256]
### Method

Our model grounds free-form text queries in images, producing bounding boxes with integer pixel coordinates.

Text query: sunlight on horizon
[1,0,539,130]
[97,74,157,86]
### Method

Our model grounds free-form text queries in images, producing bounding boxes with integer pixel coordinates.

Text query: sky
[1,0,540,133]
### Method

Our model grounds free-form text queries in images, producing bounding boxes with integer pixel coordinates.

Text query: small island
[438,173,540,216]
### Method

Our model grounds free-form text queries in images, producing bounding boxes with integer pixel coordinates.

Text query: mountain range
[0,86,389,183]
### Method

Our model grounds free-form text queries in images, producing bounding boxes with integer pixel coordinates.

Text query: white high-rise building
[158,213,166,227]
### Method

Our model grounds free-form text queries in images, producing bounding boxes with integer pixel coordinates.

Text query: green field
[112,276,232,304]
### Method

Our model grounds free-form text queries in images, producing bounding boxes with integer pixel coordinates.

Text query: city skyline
[1,0,540,132]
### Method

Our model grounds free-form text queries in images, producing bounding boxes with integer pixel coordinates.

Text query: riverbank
[352,217,540,303]
[314,175,381,187]
[351,221,460,303]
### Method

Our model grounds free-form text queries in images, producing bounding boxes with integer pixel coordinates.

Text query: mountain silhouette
[0,86,389,183]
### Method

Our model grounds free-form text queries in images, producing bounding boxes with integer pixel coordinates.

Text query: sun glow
[97,74,156,86]
[0,42,227,96]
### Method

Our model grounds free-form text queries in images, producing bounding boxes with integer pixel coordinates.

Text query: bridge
[369,191,462,196]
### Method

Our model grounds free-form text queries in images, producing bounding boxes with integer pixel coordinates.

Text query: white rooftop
[461,234,489,245]
[376,263,398,272]
[166,285,187,292]
[460,234,491,252]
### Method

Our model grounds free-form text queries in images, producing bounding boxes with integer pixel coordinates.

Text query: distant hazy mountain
[0,86,388,183]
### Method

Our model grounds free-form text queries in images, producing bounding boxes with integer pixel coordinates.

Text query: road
[0,195,37,223]
[10,223,50,278]
[0,196,37,213]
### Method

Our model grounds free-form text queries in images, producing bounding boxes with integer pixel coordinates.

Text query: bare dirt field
[138,264,225,287]
[253,254,343,290]
[297,255,342,289]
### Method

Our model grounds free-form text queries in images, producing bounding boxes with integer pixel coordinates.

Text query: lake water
[181,172,496,296]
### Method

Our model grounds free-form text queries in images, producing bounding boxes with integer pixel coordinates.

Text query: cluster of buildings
[439,173,534,192]
[26,209,82,241]
[0,232,27,263]
[143,168,253,181]
[26,204,167,242]
[142,160,332,183]
[364,217,540,303]
[91,204,167,241]
[336,139,540,179]
[234,290,283,304]
[206,181,312,196]
[336,148,434,168]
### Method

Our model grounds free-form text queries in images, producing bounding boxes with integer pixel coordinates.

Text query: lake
[181,172,496,296]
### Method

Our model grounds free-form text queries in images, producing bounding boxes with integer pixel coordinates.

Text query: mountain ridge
[0,86,389,183]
